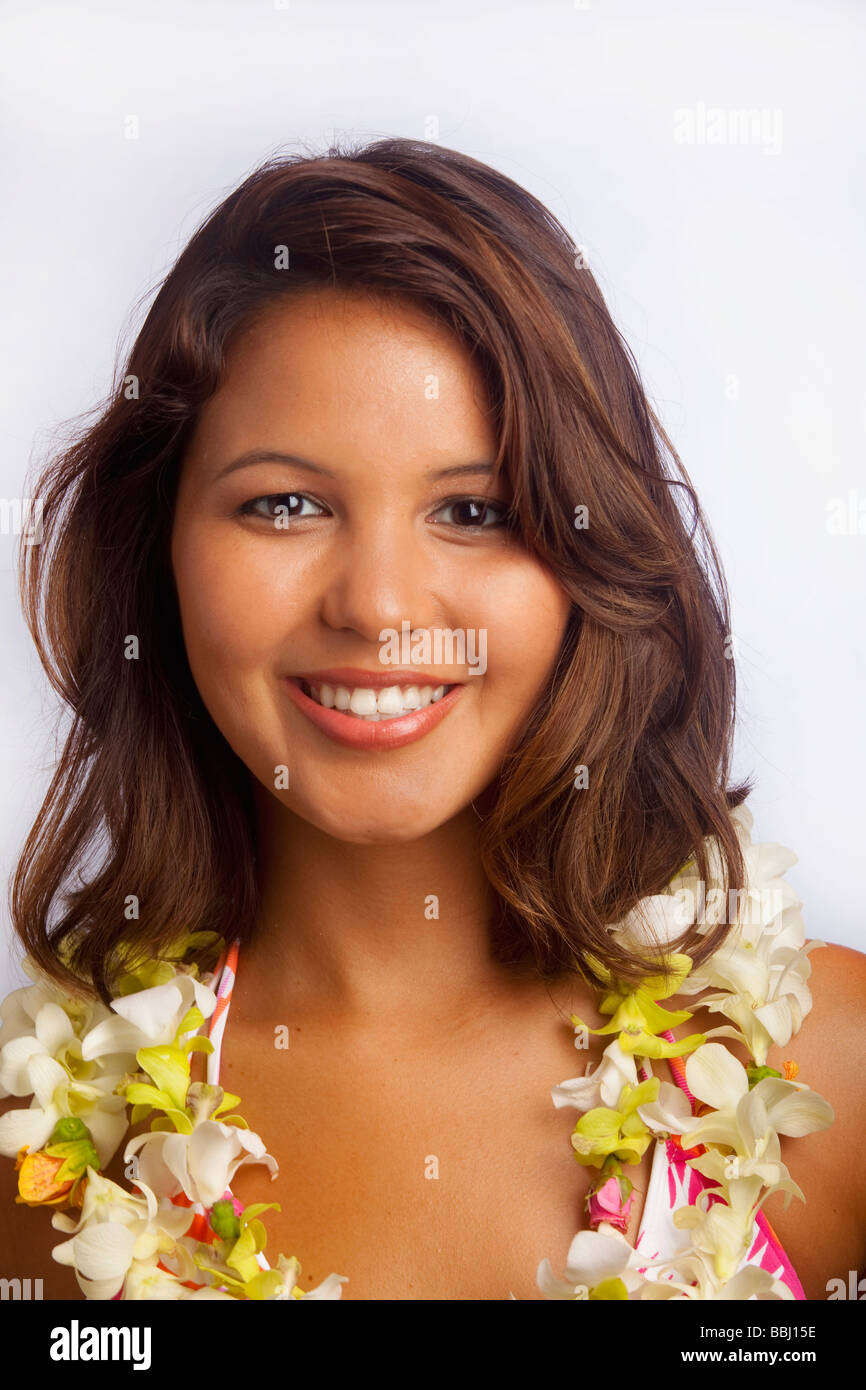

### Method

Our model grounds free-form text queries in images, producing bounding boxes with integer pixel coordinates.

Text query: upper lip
[291,667,464,690]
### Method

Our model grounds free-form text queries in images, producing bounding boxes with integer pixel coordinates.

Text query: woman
[1,138,863,1301]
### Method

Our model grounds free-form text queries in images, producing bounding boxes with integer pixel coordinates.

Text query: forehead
[184,288,496,477]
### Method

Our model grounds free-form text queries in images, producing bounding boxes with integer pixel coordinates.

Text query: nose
[318,511,441,646]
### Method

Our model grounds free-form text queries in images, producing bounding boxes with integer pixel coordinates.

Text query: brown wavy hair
[11,136,749,1005]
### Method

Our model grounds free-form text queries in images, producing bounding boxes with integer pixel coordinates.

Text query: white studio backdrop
[1,0,863,998]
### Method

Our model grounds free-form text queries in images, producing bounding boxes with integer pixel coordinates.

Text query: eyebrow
[215,449,496,483]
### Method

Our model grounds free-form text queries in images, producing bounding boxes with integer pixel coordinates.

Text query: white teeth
[348,688,378,717]
[376,686,403,715]
[302,680,454,720]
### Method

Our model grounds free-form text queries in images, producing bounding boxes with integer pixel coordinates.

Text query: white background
[1,0,863,998]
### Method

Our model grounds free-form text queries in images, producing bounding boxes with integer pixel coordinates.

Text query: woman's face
[171,288,572,843]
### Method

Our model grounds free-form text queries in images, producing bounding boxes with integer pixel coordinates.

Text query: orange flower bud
[14,1148,75,1206]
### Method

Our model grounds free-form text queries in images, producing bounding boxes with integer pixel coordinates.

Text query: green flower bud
[210,1198,241,1241]
[49,1116,91,1144]
[746,1064,782,1088]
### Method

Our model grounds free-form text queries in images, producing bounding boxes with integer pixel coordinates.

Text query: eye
[428,496,510,530]
[236,493,328,523]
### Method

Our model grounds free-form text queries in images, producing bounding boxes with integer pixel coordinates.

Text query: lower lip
[283,679,466,750]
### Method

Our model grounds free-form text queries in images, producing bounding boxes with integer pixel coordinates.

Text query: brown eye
[430,497,508,529]
[238,493,327,521]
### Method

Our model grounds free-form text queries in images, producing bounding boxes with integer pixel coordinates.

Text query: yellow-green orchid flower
[616,1028,708,1060]
[571,953,707,1061]
[123,1015,243,1136]
[111,932,225,996]
[195,1202,283,1297]
[571,1077,660,1167]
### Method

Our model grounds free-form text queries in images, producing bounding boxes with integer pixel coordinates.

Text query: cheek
[172,522,302,675]
[478,560,571,698]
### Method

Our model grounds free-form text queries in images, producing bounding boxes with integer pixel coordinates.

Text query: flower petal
[28,1054,69,1109]
[63,1221,137,1283]
[751,999,796,1049]
[755,1079,835,1137]
[34,1003,76,1056]
[637,1082,697,1136]
[0,1102,57,1156]
[686,1043,749,1110]
[564,1227,632,1285]
[0,1035,44,1095]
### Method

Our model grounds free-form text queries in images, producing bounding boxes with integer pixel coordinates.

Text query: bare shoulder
[772,941,866,1219]
[782,940,866,1100]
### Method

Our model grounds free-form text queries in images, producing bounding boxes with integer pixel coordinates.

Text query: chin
[289,795,466,845]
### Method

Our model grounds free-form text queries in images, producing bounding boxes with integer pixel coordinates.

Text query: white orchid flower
[0,1002,132,1166]
[643,1041,826,1231]
[0,1065,130,1166]
[0,960,114,1059]
[551,1038,639,1112]
[636,1079,700,1139]
[537,1222,651,1299]
[637,1074,801,1196]
[121,1255,241,1300]
[0,963,220,1168]
[663,807,799,945]
[81,973,217,1062]
[608,894,693,953]
[685,1139,797,1196]
[50,1169,195,1299]
[639,1245,795,1300]
[641,1044,831,1277]
[672,1173,775,1283]
[685,939,823,1066]
[0,1002,98,1095]
[0,970,134,1163]
[651,815,824,1069]
[124,1120,278,1208]
[683,1043,833,1151]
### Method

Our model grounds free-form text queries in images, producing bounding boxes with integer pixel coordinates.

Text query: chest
[214,1025,659,1301]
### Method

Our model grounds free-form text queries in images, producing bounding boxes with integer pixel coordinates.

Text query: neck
[237,785,525,1028]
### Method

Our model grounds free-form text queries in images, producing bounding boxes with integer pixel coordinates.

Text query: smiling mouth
[297,678,456,722]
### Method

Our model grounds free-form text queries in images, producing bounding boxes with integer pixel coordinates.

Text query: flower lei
[0,804,834,1300]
